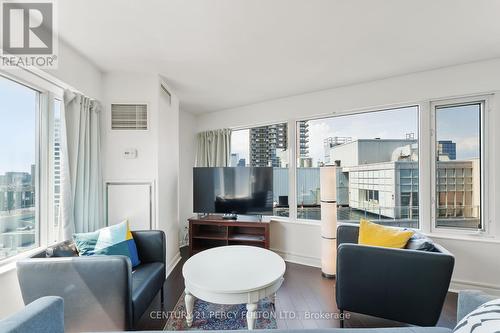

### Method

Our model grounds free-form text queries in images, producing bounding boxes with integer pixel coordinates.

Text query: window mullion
[38,92,50,248]
[288,120,297,220]
[47,92,57,244]
[420,102,432,233]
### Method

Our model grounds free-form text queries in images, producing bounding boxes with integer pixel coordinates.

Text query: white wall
[178,110,197,245]
[0,40,104,319]
[198,58,500,130]
[101,72,182,272]
[270,221,321,267]
[102,72,159,181]
[46,40,103,99]
[196,58,500,295]
[157,77,181,269]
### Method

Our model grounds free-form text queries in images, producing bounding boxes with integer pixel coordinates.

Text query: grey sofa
[0,296,64,333]
[336,225,455,327]
[16,230,166,332]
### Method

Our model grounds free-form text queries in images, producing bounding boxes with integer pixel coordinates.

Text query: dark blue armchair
[336,224,455,326]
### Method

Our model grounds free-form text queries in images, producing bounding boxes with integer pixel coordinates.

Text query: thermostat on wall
[124,148,138,159]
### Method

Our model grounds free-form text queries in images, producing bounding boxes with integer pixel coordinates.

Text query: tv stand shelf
[188,215,270,256]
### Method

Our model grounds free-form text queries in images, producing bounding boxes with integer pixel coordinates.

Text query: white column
[320,166,337,277]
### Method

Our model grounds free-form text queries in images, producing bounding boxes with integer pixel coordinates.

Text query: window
[0,75,40,259]
[230,123,289,217]
[224,94,490,236]
[434,102,482,230]
[296,106,419,228]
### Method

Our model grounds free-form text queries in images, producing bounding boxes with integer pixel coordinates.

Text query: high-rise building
[0,172,34,211]
[248,122,308,167]
[237,158,246,167]
[438,140,456,160]
[298,121,309,158]
[53,115,62,227]
[250,123,288,167]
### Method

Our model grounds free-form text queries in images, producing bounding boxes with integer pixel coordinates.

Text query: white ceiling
[58,0,500,114]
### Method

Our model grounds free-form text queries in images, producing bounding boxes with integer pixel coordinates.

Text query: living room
[0,1,499,332]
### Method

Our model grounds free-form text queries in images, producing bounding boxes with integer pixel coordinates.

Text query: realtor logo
[1,0,58,67]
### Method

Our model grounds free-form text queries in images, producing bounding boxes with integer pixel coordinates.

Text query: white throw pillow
[454,298,500,333]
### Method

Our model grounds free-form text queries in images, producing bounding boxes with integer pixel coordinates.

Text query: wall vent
[111,104,148,130]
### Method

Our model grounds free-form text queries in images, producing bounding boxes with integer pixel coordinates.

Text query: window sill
[0,246,47,274]
[425,231,500,244]
[267,219,500,244]
[269,217,321,226]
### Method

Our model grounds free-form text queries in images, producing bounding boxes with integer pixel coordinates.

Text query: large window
[434,102,482,230]
[230,123,289,217]
[296,106,419,228]
[0,76,39,259]
[226,95,491,235]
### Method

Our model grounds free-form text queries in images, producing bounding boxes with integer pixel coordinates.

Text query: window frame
[229,93,496,241]
[429,95,491,236]
[0,68,64,266]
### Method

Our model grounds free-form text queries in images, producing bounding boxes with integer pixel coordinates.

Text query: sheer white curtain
[58,90,104,240]
[195,129,232,167]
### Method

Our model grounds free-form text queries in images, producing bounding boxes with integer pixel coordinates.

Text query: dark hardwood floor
[137,246,457,330]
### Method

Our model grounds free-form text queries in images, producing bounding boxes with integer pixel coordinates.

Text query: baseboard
[449,279,500,296]
[271,248,321,268]
[166,251,181,278]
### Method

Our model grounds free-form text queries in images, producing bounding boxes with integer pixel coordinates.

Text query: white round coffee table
[182,245,286,330]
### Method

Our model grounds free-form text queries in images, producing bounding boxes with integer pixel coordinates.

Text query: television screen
[193,167,273,215]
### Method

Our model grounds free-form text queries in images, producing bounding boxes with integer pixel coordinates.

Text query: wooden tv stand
[188,215,270,256]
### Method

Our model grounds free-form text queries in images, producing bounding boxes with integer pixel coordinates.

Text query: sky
[231,105,481,166]
[0,76,37,175]
[436,104,481,160]
[307,106,418,165]
[231,128,250,164]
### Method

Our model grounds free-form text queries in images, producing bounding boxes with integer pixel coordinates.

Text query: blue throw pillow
[73,220,141,267]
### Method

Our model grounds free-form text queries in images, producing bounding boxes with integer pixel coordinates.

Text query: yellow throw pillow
[358,219,414,249]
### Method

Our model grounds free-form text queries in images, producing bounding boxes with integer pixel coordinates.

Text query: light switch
[124,148,138,159]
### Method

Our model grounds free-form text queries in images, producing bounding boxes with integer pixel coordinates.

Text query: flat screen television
[193,167,273,216]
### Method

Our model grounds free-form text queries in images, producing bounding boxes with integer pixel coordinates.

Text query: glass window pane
[0,76,39,260]
[296,106,419,227]
[435,103,481,229]
[231,124,289,217]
